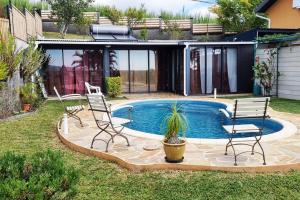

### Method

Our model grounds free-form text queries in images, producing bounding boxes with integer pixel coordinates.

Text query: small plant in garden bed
[0,150,79,200]
[19,83,38,112]
[105,77,122,98]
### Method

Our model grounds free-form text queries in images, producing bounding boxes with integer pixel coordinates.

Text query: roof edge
[256,0,277,13]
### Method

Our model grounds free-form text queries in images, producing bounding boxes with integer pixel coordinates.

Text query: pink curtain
[62,65,75,95]
[75,66,84,94]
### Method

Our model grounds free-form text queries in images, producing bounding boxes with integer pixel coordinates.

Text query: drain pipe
[256,14,271,28]
[183,43,190,96]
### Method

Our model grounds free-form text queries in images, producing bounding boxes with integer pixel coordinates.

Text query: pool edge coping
[111,98,298,145]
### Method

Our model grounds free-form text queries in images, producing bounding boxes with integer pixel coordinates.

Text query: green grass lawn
[221,95,300,114]
[1,99,300,199]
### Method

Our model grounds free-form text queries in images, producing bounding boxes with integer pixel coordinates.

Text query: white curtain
[206,48,213,93]
[199,48,206,94]
[227,48,237,92]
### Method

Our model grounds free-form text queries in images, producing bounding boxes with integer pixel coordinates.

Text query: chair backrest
[87,94,111,122]
[53,86,62,101]
[85,82,102,95]
[233,97,269,120]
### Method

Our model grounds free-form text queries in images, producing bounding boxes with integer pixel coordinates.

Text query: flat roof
[37,39,254,46]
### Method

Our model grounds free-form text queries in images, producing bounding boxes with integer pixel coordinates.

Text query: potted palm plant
[162,104,188,163]
[20,83,38,112]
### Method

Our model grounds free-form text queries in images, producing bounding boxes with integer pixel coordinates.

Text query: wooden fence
[0,18,9,38]
[8,5,43,42]
[41,10,223,35]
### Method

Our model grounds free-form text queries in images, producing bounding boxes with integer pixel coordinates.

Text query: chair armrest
[219,108,230,119]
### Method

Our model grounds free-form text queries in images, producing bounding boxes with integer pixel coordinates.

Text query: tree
[161,15,183,40]
[124,4,146,31]
[211,0,266,33]
[46,0,94,38]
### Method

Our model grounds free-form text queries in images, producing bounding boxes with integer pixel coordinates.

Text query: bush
[0,150,79,200]
[105,77,122,98]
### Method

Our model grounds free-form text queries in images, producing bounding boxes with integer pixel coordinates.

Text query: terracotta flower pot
[162,139,186,163]
[22,104,31,112]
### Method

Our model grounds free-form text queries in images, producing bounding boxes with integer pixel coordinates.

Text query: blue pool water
[113,100,283,139]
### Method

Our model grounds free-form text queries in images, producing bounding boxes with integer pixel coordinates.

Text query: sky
[96,0,216,16]
[34,0,217,16]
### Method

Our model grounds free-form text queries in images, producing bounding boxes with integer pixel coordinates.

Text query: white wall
[256,44,300,100]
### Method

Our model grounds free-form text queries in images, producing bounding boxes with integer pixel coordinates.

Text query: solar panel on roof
[90,24,137,41]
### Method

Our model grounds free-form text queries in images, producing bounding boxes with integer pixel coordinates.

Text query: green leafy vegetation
[1,100,300,199]
[105,77,122,98]
[163,104,188,144]
[0,0,47,18]
[253,49,278,96]
[46,0,94,38]
[0,150,79,199]
[212,0,265,33]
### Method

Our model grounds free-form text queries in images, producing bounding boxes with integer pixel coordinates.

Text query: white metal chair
[54,86,85,128]
[219,97,270,166]
[85,82,102,95]
[87,94,132,152]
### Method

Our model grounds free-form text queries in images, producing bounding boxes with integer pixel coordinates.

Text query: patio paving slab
[57,95,300,172]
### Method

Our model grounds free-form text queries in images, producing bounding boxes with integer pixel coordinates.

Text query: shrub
[19,83,38,105]
[0,150,79,200]
[105,77,121,98]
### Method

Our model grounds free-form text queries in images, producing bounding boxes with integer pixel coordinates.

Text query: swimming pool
[113,100,284,139]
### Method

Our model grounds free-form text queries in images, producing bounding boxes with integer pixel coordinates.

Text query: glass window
[110,50,129,93]
[44,49,63,95]
[84,50,103,92]
[62,50,84,94]
[130,50,148,93]
[190,47,205,94]
[149,50,158,92]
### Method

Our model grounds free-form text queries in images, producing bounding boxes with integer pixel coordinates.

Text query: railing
[192,24,223,34]
[0,18,9,38]
[41,10,223,34]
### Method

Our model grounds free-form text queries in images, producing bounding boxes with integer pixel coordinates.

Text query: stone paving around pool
[57,94,300,172]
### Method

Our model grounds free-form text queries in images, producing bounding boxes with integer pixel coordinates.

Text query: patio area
[57,95,300,172]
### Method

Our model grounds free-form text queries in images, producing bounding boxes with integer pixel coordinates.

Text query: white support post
[63,113,68,135]
[214,88,217,99]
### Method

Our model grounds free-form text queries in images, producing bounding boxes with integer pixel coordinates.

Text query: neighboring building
[37,25,255,96]
[256,0,300,29]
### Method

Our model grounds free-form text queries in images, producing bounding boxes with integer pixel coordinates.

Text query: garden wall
[256,42,300,100]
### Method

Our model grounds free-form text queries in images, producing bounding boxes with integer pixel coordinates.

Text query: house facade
[38,39,254,96]
[256,0,300,29]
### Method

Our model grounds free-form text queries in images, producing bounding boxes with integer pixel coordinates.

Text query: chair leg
[257,138,266,165]
[228,139,238,166]
[224,138,231,155]
[91,130,104,149]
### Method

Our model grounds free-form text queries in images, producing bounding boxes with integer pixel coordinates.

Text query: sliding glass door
[190,46,238,94]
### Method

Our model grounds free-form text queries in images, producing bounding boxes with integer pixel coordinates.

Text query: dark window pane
[84,50,104,92]
[149,50,158,92]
